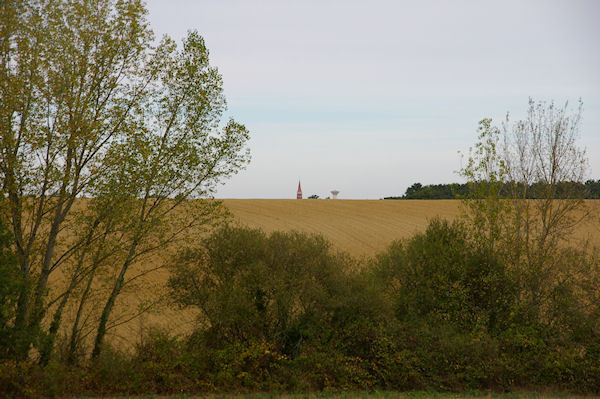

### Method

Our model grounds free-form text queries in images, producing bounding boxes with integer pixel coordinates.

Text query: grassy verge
[76,391,600,399]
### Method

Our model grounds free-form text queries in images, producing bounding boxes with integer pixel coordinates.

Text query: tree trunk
[67,266,96,364]
[39,228,95,366]
[39,283,72,366]
[91,242,138,358]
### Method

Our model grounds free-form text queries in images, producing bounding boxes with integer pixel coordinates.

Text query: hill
[222,199,462,256]
[222,199,600,256]
[53,199,600,349]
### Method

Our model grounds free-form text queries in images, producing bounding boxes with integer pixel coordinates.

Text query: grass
[75,390,600,399]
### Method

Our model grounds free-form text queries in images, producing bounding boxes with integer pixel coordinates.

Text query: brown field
[222,199,463,257]
[222,199,600,256]
[52,199,600,350]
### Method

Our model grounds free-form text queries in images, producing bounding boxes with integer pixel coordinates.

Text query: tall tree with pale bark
[0,0,250,362]
[460,99,592,326]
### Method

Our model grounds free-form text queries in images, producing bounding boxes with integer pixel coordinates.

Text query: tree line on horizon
[385,179,600,200]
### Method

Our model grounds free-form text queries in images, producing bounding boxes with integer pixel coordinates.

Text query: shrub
[5,220,600,396]
[0,219,25,360]
[373,218,516,333]
[168,226,386,356]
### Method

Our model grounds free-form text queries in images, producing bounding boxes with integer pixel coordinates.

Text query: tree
[0,0,250,361]
[500,99,591,319]
[0,219,22,359]
[404,182,423,198]
[585,179,600,199]
[373,218,515,333]
[168,226,384,355]
[459,118,511,252]
[460,99,592,325]
[502,99,588,245]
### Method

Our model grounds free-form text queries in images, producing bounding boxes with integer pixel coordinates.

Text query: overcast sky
[146,0,600,199]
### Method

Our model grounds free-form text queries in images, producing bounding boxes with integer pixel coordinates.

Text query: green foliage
[1,222,599,397]
[169,226,386,356]
[385,182,470,200]
[457,119,513,252]
[385,180,599,200]
[373,218,515,333]
[585,179,600,198]
[1,0,249,362]
[0,219,24,360]
[0,360,37,398]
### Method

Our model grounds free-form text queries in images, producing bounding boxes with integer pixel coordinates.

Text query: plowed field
[221,199,463,256]
[52,199,600,349]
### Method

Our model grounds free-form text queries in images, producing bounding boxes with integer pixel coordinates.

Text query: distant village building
[297,181,302,199]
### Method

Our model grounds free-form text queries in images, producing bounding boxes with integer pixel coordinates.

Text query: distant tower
[330,189,339,199]
[297,181,303,199]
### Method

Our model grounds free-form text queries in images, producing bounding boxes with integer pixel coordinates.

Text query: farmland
[222,199,600,257]
[8,198,600,397]
[96,199,600,347]
[85,199,466,346]
[222,199,460,257]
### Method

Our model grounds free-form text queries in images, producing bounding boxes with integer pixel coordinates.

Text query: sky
[145,0,600,199]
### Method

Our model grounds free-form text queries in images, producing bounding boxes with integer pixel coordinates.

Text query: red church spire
[297,180,302,199]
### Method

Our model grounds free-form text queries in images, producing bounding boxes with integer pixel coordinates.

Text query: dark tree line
[385,179,600,200]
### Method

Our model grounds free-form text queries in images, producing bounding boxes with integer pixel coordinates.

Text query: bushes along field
[2,219,599,397]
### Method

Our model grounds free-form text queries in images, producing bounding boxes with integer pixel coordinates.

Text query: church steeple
[297,180,302,199]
